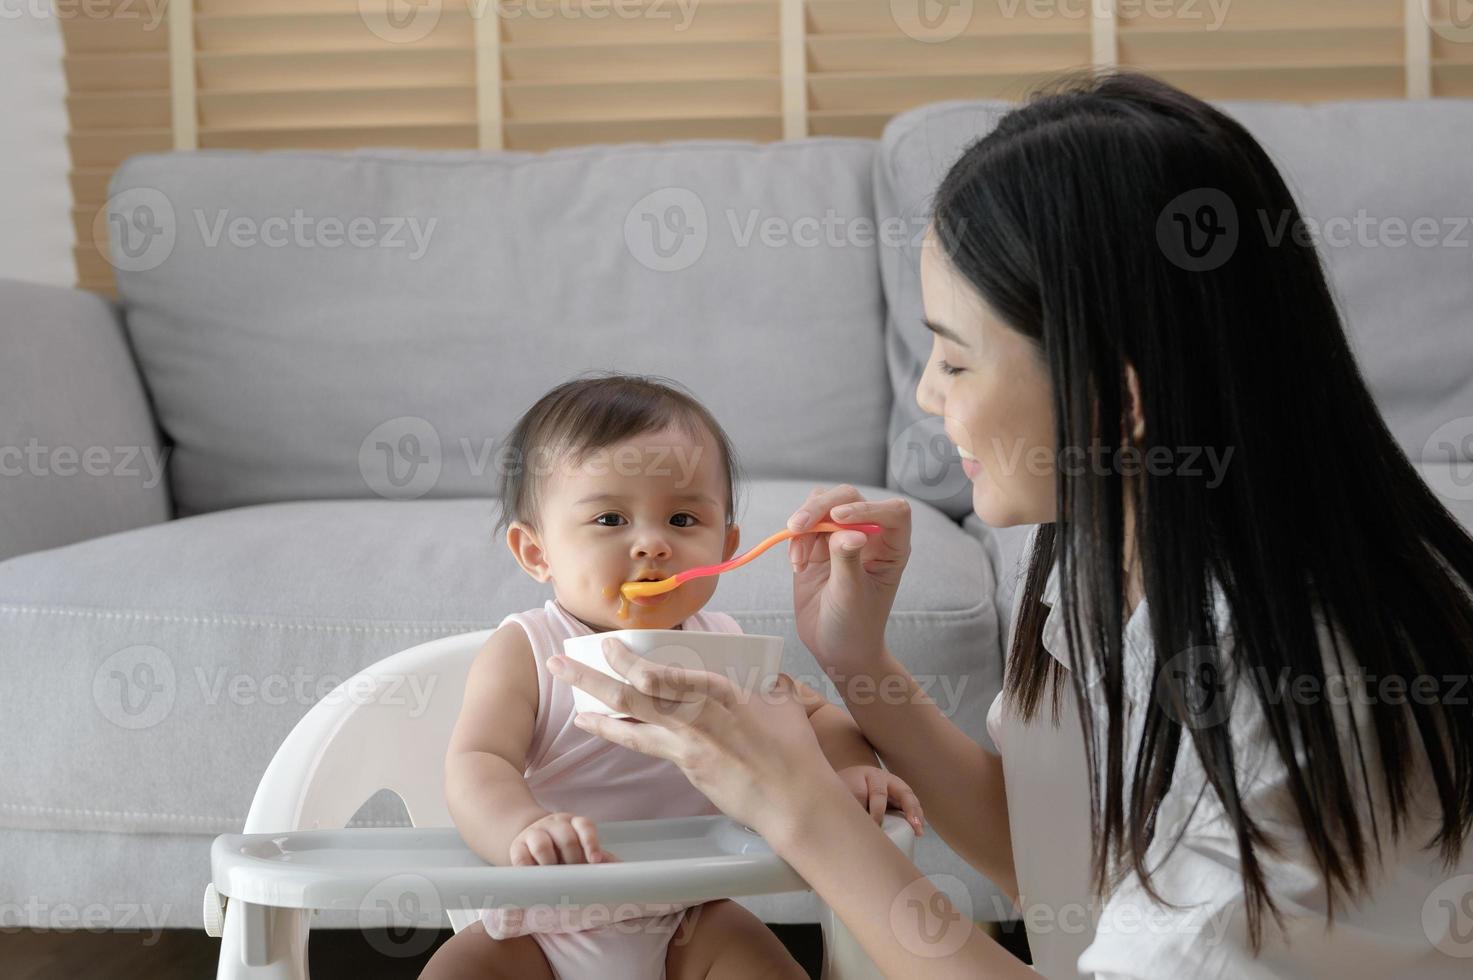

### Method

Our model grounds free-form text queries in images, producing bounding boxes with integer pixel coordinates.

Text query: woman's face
[916,227,1058,526]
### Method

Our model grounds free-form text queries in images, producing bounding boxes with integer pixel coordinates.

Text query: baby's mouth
[625,570,673,606]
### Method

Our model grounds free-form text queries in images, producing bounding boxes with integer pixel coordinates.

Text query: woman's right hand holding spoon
[788,485,913,677]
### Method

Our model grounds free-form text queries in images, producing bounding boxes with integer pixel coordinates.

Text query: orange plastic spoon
[620,521,884,600]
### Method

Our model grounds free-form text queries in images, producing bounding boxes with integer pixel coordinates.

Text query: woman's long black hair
[932,69,1473,950]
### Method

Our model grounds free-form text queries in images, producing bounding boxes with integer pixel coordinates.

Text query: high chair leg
[818,900,886,980]
[216,898,310,980]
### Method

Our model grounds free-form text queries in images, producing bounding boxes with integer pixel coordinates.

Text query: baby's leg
[664,900,808,980]
[418,924,554,980]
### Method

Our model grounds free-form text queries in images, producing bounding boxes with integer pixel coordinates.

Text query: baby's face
[507,424,740,631]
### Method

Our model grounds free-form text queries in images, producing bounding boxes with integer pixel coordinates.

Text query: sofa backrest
[875,97,1473,523]
[108,141,891,516]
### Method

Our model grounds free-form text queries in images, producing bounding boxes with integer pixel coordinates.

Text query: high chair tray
[212,813,916,912]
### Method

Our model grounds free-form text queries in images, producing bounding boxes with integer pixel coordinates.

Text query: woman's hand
[546,640,846,845]
[788,485,913,675]
[836,765,925,836]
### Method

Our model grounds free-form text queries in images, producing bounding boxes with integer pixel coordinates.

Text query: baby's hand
[837,765,924,836]
[508,811,616,866]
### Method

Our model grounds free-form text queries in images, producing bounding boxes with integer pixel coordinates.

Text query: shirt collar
[1039,560,1226,704]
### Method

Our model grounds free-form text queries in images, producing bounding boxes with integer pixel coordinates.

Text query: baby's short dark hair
[493,372,742,539]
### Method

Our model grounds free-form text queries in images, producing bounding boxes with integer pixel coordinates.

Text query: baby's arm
[789,677,880,771]
[792,677,925,834]
[444,623,605,865]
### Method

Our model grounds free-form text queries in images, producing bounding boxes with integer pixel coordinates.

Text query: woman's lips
[956,444,980,479]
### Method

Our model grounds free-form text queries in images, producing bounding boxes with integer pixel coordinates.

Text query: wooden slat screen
[64,0,1445,294]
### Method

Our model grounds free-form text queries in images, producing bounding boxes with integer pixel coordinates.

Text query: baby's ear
[506,521,552,583]
[723,523,741,561]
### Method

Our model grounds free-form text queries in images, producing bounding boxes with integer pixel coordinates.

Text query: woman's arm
[786,487,1019,902]
[836,648,1019,904]
[767,774,1036,979]
[555,641,1030,976]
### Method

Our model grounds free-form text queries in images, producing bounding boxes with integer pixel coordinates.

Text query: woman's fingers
[551,647,706,726]
[570,709,684,764]
[788,484,864,532]
[788,488,913,574]
[603,638,732,708]
[790,484,862,573]
[828,497,913,552]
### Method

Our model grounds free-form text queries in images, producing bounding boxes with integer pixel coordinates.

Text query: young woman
[554,70,1473,977]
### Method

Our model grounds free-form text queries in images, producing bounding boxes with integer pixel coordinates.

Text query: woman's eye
[593,513,626,527]
[670,513,698,528]
[937,358,965,377]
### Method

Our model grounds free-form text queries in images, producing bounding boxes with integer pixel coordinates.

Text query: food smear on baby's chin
[602,584,664,628]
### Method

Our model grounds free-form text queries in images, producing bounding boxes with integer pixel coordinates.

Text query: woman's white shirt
[985,549,1473,979]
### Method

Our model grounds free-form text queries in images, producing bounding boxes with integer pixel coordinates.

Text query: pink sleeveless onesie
[478,598,742,979]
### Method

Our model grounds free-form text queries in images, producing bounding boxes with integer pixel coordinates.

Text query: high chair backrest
[243,629,494,836]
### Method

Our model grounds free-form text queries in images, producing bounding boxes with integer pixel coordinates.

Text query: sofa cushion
[0,478,1004,924]
[107,142,891,516]
[0,479,998,839]
[875,98,1473,520]
[0,279,172,563]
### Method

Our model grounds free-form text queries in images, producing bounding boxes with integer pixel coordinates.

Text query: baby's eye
[937,358,965,377]
[593,513,626,527]
[670,513,698,528]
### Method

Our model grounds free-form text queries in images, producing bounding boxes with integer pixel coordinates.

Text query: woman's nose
[915,374,943,418]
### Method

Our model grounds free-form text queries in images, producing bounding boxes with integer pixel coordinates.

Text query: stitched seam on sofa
[0,602,996,626]
[117,139,877,184]
[0,801,413,827]
[0,604,489,632]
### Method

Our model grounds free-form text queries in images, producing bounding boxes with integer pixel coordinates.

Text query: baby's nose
[632,537,672,559]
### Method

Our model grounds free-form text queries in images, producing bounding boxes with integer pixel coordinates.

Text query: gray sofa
[3,95,1470,938]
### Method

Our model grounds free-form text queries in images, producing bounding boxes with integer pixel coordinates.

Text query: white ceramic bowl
[562,629,784,719]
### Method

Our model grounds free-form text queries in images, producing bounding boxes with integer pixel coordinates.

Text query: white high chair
[204,629,915,979]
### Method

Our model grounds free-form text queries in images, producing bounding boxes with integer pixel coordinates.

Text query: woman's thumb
[828,530,868,575]
[765,672,797,698]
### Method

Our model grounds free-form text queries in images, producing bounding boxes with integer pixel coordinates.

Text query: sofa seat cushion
[0,478,998,837]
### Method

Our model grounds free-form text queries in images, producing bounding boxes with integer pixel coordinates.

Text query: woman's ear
[1125,363,1146,445]
[506,521,552,582]
[723,523,741,562]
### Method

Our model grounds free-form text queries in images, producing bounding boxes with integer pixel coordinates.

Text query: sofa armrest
[0,279,171,563]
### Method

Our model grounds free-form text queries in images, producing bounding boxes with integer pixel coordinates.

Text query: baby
[426,373,922,980]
